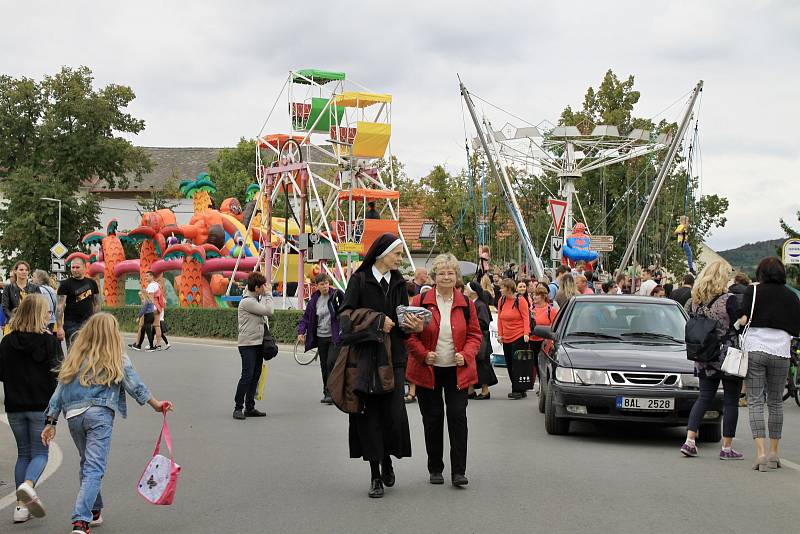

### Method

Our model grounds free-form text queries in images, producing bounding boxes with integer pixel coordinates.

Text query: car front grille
[609,372,679,387]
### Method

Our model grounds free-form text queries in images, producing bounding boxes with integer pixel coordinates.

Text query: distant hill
[718,238,784,275]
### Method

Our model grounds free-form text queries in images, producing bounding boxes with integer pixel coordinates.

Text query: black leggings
[136,313,155,348]
[687,373,741,437]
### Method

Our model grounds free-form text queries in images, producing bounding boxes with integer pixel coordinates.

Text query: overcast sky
[1,1,797,251]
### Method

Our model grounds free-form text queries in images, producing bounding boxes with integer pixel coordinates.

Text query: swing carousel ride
[458,78,704,279]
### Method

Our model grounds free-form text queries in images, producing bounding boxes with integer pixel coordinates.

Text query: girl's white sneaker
[13,504,30,523]
[16,482,45,518]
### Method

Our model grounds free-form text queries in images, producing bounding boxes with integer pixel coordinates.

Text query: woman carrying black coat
[338,233,422,498]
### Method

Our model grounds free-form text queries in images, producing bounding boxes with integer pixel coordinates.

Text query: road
[2,336,800,533]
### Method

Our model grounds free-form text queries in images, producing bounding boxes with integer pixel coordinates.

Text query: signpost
[548,198,568,236]
[589,235,614,252]
[50,240,68,280]
[783,238,800,265]
[550,235,564,261]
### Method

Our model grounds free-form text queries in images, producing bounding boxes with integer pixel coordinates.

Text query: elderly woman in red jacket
[406,253,482,487]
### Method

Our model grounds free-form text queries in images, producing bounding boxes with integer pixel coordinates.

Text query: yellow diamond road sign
[50,241,68,258]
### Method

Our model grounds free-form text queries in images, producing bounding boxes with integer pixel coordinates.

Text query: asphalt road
[2,337,800,534]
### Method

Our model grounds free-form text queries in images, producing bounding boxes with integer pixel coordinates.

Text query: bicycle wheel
[294,340,318,365]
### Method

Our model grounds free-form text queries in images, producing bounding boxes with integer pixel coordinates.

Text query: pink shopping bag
[137,410,181,505]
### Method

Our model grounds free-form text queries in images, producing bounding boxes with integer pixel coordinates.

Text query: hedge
[103,306,304,344]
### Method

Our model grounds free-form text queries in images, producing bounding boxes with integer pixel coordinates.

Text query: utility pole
[616,80,703,275]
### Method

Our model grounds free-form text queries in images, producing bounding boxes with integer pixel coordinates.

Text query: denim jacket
[46,354,152,420]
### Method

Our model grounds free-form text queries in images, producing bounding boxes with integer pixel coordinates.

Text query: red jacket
[405,289,482,390]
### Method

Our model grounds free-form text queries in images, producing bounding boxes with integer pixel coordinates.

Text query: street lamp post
[40,197,62,244]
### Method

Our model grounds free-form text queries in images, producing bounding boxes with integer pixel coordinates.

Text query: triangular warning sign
[549,198,568,236]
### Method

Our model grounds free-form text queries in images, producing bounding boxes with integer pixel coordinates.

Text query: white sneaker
[16,482,45,518]
[90,511,104,526]
[13,504,30,523]
[163,343,171,351]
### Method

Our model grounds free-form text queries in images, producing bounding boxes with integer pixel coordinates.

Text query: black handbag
[512,350,535,390]
[262,323,279,361]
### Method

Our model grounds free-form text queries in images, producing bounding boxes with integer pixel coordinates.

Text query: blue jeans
[687,373,741,437]
[67,406,114,523]
[7,411,49,487]
[682,242,694,273]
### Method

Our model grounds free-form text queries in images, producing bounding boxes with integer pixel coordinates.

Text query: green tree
[207,137,260,206]
[0,66,151,271]
[0,167,101,271]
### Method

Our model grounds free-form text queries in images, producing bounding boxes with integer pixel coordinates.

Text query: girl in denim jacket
[42,313,173,534]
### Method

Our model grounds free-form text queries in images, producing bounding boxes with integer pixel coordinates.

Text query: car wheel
[537,372,547,414]
[698,422,722,443]
[544,380,570,435]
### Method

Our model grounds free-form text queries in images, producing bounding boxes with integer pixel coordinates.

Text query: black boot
[368,478,384,498]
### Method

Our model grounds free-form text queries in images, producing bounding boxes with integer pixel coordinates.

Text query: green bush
[103,306,304,344]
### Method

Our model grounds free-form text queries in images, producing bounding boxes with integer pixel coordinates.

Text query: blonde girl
[42,313,173,534]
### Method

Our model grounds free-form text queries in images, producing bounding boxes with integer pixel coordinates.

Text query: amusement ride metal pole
[616,80,703,275]
[460,80,544,279]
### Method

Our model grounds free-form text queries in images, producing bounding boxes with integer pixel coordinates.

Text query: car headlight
[574,369,610,385]
[555,367,609,385]
[680,373,699,389]
[555,367,576,383]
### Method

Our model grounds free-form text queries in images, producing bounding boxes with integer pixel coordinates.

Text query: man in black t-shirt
[57,257,101,347]
[668,273,694,307]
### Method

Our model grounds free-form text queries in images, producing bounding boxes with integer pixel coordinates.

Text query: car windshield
[564,301,686,342]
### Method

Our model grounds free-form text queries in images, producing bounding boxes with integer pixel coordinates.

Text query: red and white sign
[548,198,568,236]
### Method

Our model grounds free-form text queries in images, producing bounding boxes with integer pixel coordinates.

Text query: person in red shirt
[496,279,530,399]
[530,285,555,387]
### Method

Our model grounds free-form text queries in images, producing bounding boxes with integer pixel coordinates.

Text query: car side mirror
[533,325,554,340]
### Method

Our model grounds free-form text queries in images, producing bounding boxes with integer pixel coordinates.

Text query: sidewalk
[121,333,295,354]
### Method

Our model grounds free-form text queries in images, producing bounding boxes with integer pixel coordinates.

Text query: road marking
[779,458,800,472]
[0,413,64,511]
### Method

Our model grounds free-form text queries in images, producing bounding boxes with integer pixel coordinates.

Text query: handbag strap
[741,284,757,340]
[151,409,174,461]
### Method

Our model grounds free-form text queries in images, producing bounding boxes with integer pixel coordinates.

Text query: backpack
[685,294,723,363]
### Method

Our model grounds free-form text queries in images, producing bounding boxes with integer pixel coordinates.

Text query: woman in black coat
[465,281,498,399]
[338,233,422,498]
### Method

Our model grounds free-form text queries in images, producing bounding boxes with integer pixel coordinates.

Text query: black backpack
[685,294,723,363]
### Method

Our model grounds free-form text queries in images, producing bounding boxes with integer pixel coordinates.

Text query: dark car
[534,295,724,441]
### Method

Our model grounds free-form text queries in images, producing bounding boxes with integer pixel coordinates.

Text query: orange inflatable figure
[82,220,127,306]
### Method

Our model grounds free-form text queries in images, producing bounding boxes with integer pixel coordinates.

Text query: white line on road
[0,413,64,510]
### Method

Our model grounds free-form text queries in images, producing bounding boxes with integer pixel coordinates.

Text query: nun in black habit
[338,233,423,498]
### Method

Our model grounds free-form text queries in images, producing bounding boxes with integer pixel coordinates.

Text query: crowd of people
[1,236,799,529]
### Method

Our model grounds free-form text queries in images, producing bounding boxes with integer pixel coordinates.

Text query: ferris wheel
[228,69,412,306]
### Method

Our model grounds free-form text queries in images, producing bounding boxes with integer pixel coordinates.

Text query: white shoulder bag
[721,285,756,378]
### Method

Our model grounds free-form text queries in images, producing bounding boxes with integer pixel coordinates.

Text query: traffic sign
[589,235,614,252]
[51,257,66,273]
[550,235,564,261]
[783,238,800,265]
[548,198,568,236]
[50,241,68,258]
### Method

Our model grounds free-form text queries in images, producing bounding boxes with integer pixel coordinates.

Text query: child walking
[129,289,157,352]
[42,312,173,534]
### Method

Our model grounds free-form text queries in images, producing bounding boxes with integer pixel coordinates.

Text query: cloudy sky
[2,1,797,250]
